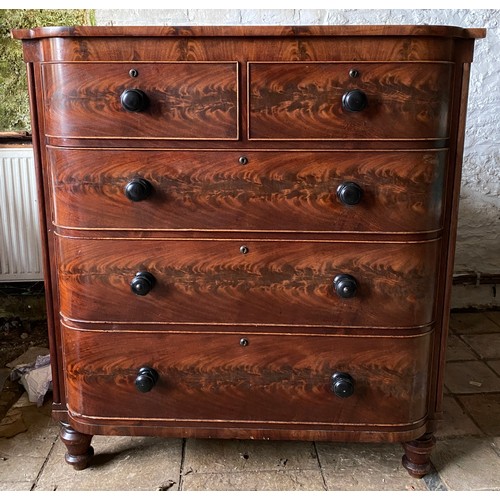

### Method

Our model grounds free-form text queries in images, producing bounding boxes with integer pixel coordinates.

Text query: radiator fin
[0,148,43,281]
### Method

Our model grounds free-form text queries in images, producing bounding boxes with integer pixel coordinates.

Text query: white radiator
[0,147,43,281]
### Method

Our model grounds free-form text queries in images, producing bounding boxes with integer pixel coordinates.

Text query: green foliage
[0,9,94,132]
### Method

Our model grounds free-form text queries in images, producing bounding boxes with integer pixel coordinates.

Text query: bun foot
[60,423,94,470]
[402,432,436,478]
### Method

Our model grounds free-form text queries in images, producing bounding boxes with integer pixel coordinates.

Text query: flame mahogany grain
[61,327,431,427]
[56,236,440,328]
[248,62,453,140]
[41,62,239,140]
[12,25,485,475]
[48,148,447,234]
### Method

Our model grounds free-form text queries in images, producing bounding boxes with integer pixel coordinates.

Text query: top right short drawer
[248,62,453,140]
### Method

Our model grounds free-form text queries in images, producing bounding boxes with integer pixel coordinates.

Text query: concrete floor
[1,311,500,491]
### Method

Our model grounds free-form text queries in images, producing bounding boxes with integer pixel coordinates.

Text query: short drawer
[57,237,439,328]
[62,328,431,427]
[48,148,446,234]
[248,62,453,140]
[41,62,239,140]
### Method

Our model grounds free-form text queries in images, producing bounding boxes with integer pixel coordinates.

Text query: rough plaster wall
[95,9,500,307]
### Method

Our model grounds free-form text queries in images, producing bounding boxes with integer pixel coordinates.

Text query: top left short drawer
[41,62,239,140]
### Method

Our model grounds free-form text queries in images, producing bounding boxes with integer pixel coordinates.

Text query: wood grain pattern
[13,26,483,460]
[12,25,486,40]
[249,62,453,140]
[26,37,459,64]
[61,327,431,426]
[41,62,238,139]
[11,26,483,73]
[48,148,447,233]
[57,237,439,328]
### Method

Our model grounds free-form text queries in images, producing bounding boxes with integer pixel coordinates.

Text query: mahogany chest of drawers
[13,25,485,477]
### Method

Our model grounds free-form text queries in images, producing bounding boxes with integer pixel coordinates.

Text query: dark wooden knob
[125,178,152,202]
[121,89,148,112]
[337,182,363,205]
[331,372,355,398]
[333,274,357,299]
[342,89,367,112]
[135,367,159,393]
[130,271,156,296]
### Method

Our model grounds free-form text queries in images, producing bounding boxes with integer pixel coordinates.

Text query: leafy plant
[0,9,94,132]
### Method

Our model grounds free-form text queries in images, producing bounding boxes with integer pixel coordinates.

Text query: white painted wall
[95,9,500,308]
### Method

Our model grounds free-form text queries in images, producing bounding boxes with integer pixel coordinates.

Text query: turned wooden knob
[333,274,358,299]
[130,271,156,296]
[342,89,367,112]
[125,178,153,202]
[121,89,148,112]
[337,182,363,205]
[331,372,355,398]
[135,367,159,393]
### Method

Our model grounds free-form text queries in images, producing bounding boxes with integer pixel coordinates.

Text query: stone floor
[1,311,500,491]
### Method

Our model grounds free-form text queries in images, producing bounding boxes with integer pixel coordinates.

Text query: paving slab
[315,442,426,491]
[0,481,34,491]
[487,359,500,376]
[446,335,478,361]
[0,393,58,489]
[181,469,326,491]
[0,394,57,448]
[449,313,500,334]
[0,454,47,483]
[431,437,500,490]
[0,407,27,438]
[35,436,183,491]
[0,427,56,458]
[183,438,319,473]
[457,393,500,436]
[492,437,500,457]
[462,333,500,359]
[435,395,482,439]
[484,311,500,327]
[444,360,500,394]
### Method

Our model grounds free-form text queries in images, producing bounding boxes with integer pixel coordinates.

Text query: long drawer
[41,62,239,140]
[62,327,431,427]
[57,237,439,328]
[48,148,446,234]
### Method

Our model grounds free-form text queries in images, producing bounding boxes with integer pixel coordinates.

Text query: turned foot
[402,432,436,478]
[59,423,94,470]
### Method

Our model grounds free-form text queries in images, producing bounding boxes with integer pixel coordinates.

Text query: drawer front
[249,62,453,140]
[57,237,439,328]
[49,148,446,233]
[62,328,430,426]
[41,62,239,140]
